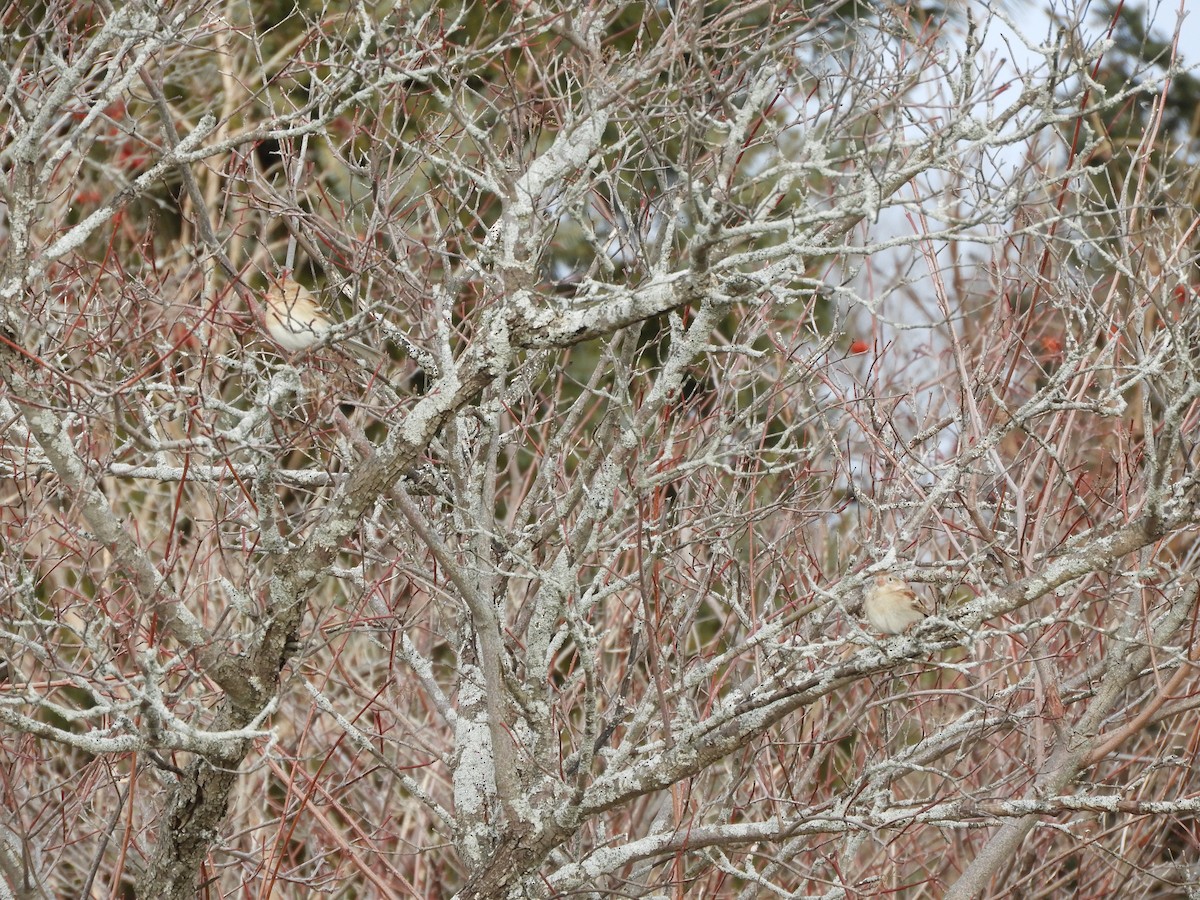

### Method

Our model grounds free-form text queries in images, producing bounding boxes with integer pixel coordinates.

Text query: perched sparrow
[262,277,381,364]
[863,574,928,635]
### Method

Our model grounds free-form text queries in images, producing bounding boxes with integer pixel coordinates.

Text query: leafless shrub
[0,1,1197,898]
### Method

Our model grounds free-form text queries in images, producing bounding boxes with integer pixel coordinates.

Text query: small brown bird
[863,574,928,634]
[262,277,381,364]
